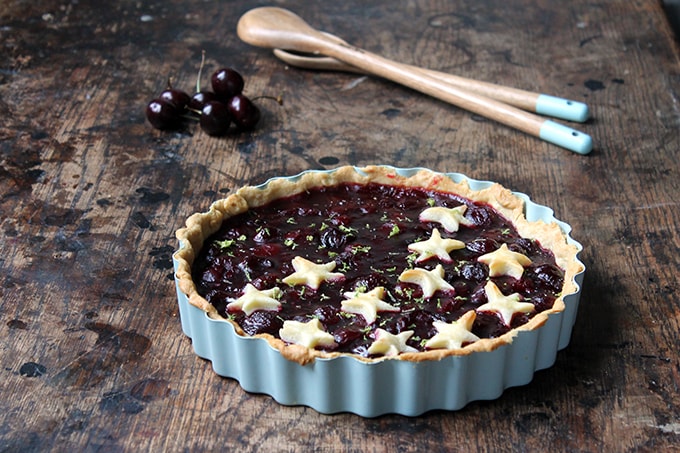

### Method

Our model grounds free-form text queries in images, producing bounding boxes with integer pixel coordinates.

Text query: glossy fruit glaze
[192,182,564,357]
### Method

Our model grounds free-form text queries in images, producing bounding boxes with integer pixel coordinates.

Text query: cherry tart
[173,166,585,415]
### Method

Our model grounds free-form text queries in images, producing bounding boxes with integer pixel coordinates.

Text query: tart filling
[174,166,583,365]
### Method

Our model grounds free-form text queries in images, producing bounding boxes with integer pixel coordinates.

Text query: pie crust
[174,165,583,366]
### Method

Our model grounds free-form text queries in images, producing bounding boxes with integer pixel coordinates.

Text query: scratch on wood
[341,76,368,91]
[652,422,680,434]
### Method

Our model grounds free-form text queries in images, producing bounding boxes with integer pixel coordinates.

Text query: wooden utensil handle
[314,33,589,123]
[273,48,589,122]
[322,41,592,154]
[413,67,589,123]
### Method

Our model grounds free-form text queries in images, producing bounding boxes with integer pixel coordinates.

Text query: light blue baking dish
[173,166,585,417]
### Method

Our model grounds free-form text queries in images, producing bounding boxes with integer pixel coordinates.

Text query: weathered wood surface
[1,0,679,451]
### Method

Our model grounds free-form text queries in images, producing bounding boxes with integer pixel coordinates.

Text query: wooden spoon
[273,46,589,123]
[237,7,592,154]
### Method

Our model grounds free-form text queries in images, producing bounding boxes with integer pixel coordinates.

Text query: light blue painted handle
[536,94,590,123]
[539,120,593,155]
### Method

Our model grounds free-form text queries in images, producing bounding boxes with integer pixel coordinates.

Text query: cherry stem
[182,112,200,121]
[252,94,284,106]
[196,50,206,93]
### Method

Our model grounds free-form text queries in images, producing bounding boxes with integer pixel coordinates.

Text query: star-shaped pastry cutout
[227,284,282,316]
[477,281,535,326]
[398,264,454,298]
[478,243,532,279]
[341,287,399,325]
[279,318,336,349]
[424,311,480,350]
[408,228,465,263]
[367,329,418,357]
[281,256,345,290]
[419,205,474,232]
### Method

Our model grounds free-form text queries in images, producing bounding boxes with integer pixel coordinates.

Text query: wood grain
[1,0,679,451]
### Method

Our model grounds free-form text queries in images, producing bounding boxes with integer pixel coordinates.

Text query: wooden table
[2,0,679,450]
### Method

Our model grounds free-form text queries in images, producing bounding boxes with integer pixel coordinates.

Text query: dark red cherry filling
[192,183,564,357]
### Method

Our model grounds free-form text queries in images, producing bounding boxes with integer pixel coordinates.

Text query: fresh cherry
[145,99,181,130]
[159,88,190,110]
[200,101,231,136]
[146,57,269,134]
[227,94,261,131]
[188,91,218,111]
[211,68,244,99]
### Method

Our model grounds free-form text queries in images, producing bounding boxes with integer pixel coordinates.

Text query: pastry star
[227,284,282,316]
[424,311,480,350]
[408,228,465,263]
[398,264,454,298]
[477,281,535,326]
[279,318,336,349]
[341,287,399,325]
[419,205,474,232]
[478,243,532,279]
[282,256,345,290]
[367,328,418,357]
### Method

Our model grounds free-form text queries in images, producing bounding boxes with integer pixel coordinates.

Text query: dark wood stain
[52,323,151,389]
